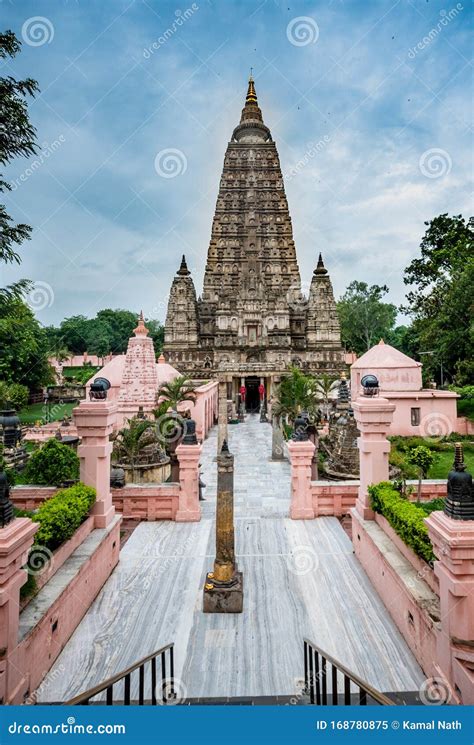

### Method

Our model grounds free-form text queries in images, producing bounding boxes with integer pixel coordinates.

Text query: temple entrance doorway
[245,376,260,412]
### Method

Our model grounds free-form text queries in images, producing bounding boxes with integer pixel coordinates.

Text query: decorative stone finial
[158,353,166,364]
[133,311,149,337]
[378,338,385,345]
[221,439,229,453]
[177,255,190,276]
[445,442,474,520]
[314,253,328,275]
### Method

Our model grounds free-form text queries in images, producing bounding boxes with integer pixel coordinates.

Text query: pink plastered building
[350,340,462,437]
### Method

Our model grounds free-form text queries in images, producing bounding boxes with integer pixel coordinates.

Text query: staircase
[63,639,413,706]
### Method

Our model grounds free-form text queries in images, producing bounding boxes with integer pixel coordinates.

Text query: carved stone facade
[164,78,345,408]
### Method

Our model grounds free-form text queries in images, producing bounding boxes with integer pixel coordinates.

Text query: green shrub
[389,449,418,479]
[418,498,446,515]
[0,380,29,410]
[32,483,96,552]
[22,438,79,486]
[368,482,437,564]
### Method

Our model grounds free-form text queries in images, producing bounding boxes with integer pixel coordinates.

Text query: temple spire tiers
[163,77,345,386]
[203,440,243,613]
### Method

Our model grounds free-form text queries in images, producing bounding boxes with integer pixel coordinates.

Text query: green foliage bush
[0,381,29,410]
[33,483,96,552]
[368,482,438,564]
[22,438,79,486]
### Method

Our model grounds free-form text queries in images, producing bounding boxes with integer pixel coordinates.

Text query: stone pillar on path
[0,481,38,703]
[74,399,117,529]
[217,379,228,452]
[288,433,316,520]
[352,390,395,520]
[271,415,285,460]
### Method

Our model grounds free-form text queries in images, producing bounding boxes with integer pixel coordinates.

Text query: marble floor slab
[37,415,424,702]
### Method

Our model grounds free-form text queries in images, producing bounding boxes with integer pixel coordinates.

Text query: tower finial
[134,310,149,337]
[177,254,190,276]
[245,75,258,105]
[314,252,328,275]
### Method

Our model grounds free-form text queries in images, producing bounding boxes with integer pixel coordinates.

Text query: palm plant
[112,417,163,481]
[273,367,319,425]
[157,376,197,412]
[313,373,339,420]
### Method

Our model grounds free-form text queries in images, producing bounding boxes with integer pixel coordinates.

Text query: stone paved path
[37,415,424,702]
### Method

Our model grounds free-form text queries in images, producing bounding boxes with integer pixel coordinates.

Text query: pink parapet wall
[350,340,459,437]
[0,518,38,704]
[425,512,474,705]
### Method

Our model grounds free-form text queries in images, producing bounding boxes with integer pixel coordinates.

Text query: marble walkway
[38,415,424,702]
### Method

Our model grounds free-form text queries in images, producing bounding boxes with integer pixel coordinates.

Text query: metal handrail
[303,638,395,706]
[64,643,175,705]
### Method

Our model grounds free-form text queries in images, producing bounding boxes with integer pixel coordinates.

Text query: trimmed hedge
[368,482,439,564]
[32,483,96,552]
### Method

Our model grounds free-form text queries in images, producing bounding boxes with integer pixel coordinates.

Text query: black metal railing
[303,639,394,706]
[64,644,175,705]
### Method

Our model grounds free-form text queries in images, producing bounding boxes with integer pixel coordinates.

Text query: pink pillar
[352,395,395,520]
[0,518,38,704]
[288,440,316,519]
[425,512,474,704]
[175,442,202,522]
[74,400,117,529]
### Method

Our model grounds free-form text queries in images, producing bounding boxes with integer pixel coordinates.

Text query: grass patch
[19,401,76,425]
[389,436,474,480]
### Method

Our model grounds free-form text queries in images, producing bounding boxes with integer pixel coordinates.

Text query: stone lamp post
[203,440,243,613]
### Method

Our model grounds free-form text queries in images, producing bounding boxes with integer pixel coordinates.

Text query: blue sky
[2,0,472,326]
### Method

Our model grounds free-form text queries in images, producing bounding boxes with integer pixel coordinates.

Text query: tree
[402,214,473,385]
[407,445,436,502]
[337,281,397,355]
[0,31,38,307]
[0,299,54,389]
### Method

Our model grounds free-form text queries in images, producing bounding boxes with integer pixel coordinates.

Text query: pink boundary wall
[352,509,439,684]
[15,518,120,705]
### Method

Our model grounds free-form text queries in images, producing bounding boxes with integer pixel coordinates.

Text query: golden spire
[246,71,258,105]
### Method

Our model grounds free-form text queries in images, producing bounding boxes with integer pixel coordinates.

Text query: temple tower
[163,76,345,407]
